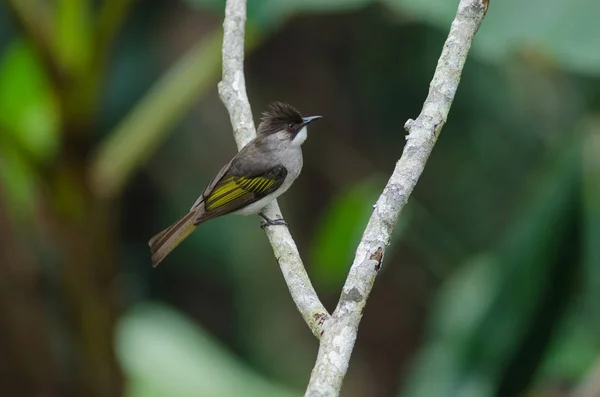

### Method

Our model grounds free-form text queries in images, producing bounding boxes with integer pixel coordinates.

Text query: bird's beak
[302,115,323,127]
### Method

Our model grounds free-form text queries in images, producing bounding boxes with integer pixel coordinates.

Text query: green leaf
[0,141,37,218]
[534,304,600,383]
[0,40,60,161]
[55,0,92,75]
[311,177,407,290]
[187,0,600,75]
[582,118,600,331]
[386,0,600,76]
[89,30,226,198]
[400,140,582,397]
[117,303,301,397]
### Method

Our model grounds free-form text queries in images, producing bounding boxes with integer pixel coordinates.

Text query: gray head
[257,102,322,147]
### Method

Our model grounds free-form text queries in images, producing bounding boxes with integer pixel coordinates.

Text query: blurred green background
[1,0,599,396]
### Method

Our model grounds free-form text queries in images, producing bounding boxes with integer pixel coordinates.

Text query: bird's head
[257,102,322,147]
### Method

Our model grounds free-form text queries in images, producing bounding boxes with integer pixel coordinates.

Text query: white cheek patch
[291,126,308,147]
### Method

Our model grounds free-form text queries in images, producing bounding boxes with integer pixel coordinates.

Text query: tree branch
[217,0,487,393]
[304,0,488,395]
[217,0,330,339]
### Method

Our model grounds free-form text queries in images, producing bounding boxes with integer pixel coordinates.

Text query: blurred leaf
[399,254,502,397]
[188,0,600,75]
[0,40,60,161]
[95,0,137,58]
[582,117,600,331]
[4,0,58,77]
[311,177,408,290]
[117,303,300,397]
[404,200,467,279]
[386,0,600,76]
[246,0,371,26]
[0,142,37,218]
[534,304,600,383]
[89,30,226,198]
[400,140,582,397]
[55,0,92,75]
[184,0,371,29]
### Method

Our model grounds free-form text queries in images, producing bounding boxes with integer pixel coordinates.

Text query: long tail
[149,211,198,267]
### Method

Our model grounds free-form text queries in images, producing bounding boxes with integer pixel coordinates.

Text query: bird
[148,101,322,267]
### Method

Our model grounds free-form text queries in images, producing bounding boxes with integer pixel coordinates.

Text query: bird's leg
[259,212,288,229]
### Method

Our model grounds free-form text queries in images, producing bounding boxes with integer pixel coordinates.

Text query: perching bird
[149,102,322,267]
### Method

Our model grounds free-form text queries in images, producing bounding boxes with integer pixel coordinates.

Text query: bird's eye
[288,122,294,128]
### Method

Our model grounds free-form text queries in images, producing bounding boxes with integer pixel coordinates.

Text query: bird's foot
[259,212,288,229]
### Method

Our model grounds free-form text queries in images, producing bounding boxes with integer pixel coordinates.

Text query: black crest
[257,102,303,136]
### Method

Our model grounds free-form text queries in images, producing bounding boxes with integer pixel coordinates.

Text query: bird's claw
[259,213,288,229]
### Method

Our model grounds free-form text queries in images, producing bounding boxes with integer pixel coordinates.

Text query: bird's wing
[190,159,233,212]
[193,164,287,225]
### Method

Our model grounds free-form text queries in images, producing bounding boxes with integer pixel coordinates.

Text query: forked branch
[217,0,489,395]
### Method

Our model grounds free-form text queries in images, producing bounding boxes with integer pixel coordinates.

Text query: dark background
[1,0,599,396]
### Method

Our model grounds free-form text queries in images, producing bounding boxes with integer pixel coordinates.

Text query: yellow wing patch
[205,176,277,211]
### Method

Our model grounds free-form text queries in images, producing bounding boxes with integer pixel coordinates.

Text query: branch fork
[217,0,488,394]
